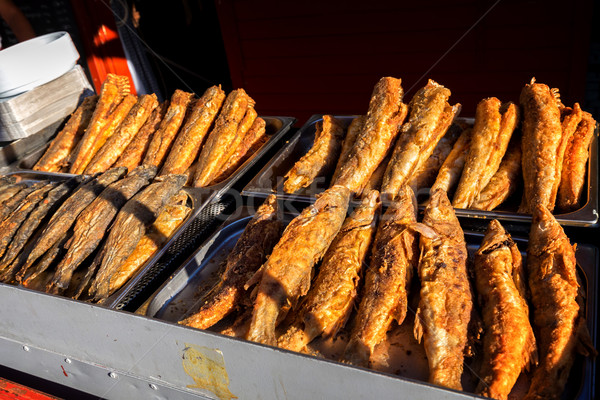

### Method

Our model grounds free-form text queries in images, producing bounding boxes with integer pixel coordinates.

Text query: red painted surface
[69,0,135,94]
[216,0,593,125]
[0,378,61,400]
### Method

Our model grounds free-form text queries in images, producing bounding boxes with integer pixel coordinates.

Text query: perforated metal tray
[143,204,597,400]
[243,114,599,227]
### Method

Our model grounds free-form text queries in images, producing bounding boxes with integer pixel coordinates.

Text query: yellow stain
[182,343,237,400]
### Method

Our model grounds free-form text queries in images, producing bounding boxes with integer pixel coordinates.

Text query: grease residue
[182,343,237,400]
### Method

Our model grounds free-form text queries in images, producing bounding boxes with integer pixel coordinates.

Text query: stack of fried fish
[33,74,268,188]
[179,185,594,400]
[282,77,595,216]
[0,167,191,302]
[178,75,596,400]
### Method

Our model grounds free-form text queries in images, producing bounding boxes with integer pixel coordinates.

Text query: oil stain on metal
[182,343,237,400]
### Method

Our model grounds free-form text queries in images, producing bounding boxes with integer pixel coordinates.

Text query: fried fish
[47,166,157,294]
[341,187,417,367]
[381,79,460,200]
[70,94,137,174]
[33,95,98,172]
[413,189,472,390]
[143,89,194,168]
[331,115,366,184]
[106,191,192,297]
[16,168,128,284]
[84,94,159,174]
[193,89,256,187]
[0,177,84,281]
[474,219,537,400]
[284,115,344,194]
[519,79,564,213]
[210,117,267,185]
[68,74,130,174]
[333,77,408,194]
[430,127,472,195]
[558,111,596,212]
[113,101,168,172]
[160,85,226,175]
[180,195,281,330]
[471,138,522,211]
[523,205,596,400]
[245,185,350,346]
[0,182,55,259]
[88,174,187,300]
[452,98,518,209]
[278,190,380,353]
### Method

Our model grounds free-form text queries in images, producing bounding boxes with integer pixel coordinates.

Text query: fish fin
[412,222,438,240]
[524,332,539,371]
[244,262,266,291]
[413,306,424,343]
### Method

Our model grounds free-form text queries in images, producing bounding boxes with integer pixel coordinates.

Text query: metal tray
[243,114,599,227]
[0,170,214,309]
[4,115,295,199]
[0,120,62,170]
[143,205,597,400]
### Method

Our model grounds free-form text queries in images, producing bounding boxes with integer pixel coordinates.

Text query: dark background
[3,0,598,125]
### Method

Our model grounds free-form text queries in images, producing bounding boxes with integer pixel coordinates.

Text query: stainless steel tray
[143,205,597,400]
[0,170,213,309]
[4,115,295,198]
[243,114,599,227]
[0,120,62,171]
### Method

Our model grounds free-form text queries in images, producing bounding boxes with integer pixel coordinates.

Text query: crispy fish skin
[331,115,366,184]
[193,89,256,187]
[71,94,137,174]
[381,79,460,200]
[143,90,194,168]
[0,176,17,189]
[453,99,518,208]
[47,166,157,294]
[548,103,583,209]
[114,101,168,172]
[68,75,130,174]
[160,85,226,176]
[413,189,472,390]
[333,77,408,193]
[342,186,418,367]
[84,94,159,174]
[519,79,564,213]
[0,182,55,259]
[283,115,345,194]
[0,182,27,205]
[33,95,99,172]
[474,219,537,400]
[88,174,188,300]
[523,205,596,400]
[246,185,350,346]
[0,182,45,223]
[430,128,472,195]
[210,117,268,185]
[278,190,381,353]
[0,177,84,280]
[471,138,522,211]
[359,155,389,197]
[558,111,596,211]
[180,195,281,330]
[411,122,462,191]
[109,195,191,296]
[16,168,128,284]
